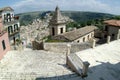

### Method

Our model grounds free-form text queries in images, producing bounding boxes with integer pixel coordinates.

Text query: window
[8,26,11,34]
[14,25,16,32]
[105,26,108,31]
[15,24,19,31]
[2,40,6,50]
[83,37,85,42]
[60,28,63,33]
[88,35,89,40]
[11,26,13,33]
[112,34,115,37]
[112,34,115,39]
[52,27,55,36]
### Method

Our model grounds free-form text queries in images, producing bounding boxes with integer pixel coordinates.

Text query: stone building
[49,6,66,36]
[0,16,10,60]
[49,6,97,43]
[0,7,20,45]
[54,26,97,43]
[103,20,120,40]
[32,6,97,50]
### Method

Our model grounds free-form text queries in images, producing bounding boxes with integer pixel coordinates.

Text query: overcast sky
[0,0,120,15]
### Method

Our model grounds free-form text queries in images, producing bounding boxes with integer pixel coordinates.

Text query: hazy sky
[0,0,120,15]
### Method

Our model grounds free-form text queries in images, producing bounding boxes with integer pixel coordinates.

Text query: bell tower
[49,6,66,36]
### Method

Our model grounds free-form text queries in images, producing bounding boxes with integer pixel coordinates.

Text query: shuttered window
[2,40,6,50]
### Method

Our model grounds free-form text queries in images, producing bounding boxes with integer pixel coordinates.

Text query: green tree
[86,20,92,26]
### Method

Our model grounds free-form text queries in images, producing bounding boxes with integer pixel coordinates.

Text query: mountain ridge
[16,11,115,26]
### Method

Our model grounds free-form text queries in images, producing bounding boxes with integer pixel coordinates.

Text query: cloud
[11,0,119,15]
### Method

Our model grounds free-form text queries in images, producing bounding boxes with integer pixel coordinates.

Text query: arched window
[83,37,85,42]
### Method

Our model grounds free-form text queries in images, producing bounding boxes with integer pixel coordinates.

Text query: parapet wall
[44,42,91,53]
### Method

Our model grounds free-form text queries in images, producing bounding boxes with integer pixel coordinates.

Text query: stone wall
[44,42,91,53]
[108,26,119,40]
[32,40,44,50]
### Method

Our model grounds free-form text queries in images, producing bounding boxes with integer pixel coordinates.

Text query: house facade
[103,20,120,40]
[0,16,10,60]
[54,26,97,43]
[0,7,20,45]
[49,6,97,43]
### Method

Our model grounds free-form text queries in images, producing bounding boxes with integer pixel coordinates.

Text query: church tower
[49,6,66,36]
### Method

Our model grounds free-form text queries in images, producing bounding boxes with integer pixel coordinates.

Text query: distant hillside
[16,11,114,26]
[62,11,114,22]
[16,11,43,25]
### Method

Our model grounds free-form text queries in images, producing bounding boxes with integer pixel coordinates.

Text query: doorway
[13,37,16,45]
[52,27,55,36]
[60,28,63,34]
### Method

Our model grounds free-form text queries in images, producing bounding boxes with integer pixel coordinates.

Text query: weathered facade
[0,16,10,60]
[103,20,120,40]
[49,6,66,36]
[54,26,97,43]
[0,7,20,45]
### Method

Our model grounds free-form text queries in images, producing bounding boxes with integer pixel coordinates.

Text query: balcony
[4,20,19,26]
[8,28,20,37]
[3,16,19,26]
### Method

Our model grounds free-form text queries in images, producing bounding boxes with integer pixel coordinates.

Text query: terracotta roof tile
[104,20,120,27]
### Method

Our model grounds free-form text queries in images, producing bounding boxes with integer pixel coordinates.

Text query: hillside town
[0,5,120,80]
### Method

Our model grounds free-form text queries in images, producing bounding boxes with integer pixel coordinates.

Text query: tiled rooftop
[59,26,97,41]
[104,19,120,27]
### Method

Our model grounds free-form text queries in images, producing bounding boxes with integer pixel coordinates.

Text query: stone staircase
[0,49,84,80]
